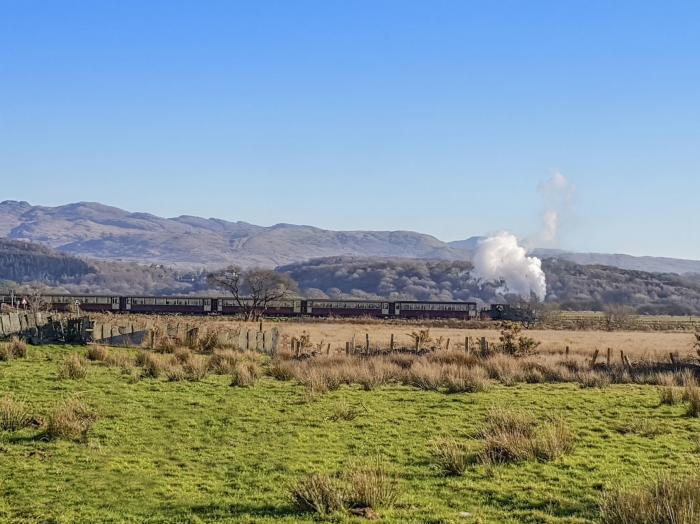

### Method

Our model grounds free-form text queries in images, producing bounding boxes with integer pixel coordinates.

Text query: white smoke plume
[472,232,547,301]
[535,170,575,245]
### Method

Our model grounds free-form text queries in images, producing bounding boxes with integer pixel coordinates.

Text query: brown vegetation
[46,396,97,442]
[0,394,32,431]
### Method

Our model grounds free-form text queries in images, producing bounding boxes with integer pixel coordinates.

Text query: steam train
[0,294,483,319]
[0,294,534,321]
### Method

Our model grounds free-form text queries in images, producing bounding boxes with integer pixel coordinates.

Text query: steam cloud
[472,232,547,301]
[536,171,575,245]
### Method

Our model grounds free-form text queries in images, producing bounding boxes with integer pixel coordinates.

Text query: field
[2,326,700,523]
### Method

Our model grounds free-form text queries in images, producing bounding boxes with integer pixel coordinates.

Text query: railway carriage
[123,296,213,314]
[395,301,477,319]
[305,300,391,317]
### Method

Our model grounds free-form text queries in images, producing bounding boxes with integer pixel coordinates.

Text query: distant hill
[279,256,700,314]
[3,200,700,275]
[0,201,467,268]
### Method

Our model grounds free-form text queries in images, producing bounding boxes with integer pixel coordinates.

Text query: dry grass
[86,345,110,361]
[137,351,176,378]
[659,386,682,405]
[290,473,346,516]
[328,401,361,422]
[8,337,27,358]
[230,360,260,388]
[600,473,700,524]
[479,408,574,464]
[58,354,88,379]
[685,386,700,417]
[345,460,399,510]
[45,396,97,442]
[430,437,475,476]
[0,394,32,431]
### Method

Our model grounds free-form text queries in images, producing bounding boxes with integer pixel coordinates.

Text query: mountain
[0,201,467,268]
[534,251,700,275]
[4,200,700,275]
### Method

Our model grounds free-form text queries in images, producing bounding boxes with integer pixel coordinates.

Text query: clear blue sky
[1,1,699,258]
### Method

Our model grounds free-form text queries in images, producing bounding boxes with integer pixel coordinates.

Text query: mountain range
[2,200,700,274]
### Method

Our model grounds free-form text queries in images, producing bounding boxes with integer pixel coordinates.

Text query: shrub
[0,394,32,431]
[345,461,399,510]
[430,437,474,475]
[58,354,88,380]
[600,473,700,524]
[8,337,27,358]
[86,345,110,362]
[498,322,540,356]
[46,397,97,442]
[290,473,346,516]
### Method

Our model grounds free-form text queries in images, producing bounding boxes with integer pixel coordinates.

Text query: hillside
[279,256,700,314]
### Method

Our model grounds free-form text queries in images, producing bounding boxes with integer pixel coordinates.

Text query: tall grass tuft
[86,345,110,362]
[290,473,346,516]
[600,473,700,524]
[685,386,700,417]
[8,337,27,358]
[58,354,88,380]
[345,460,399,510]
[0,394,32,431]
[659,386,682,406]
[230,360,260,387]
[430,437,474,476]
[479,408,573,464]
[46,397,97,442]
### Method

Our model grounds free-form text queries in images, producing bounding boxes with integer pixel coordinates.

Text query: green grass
[1,346,700,523]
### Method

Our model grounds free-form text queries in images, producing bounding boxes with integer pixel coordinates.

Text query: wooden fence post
[606,348,611,367]
[365,333,370,355]
[465,336,470,355]
[390,334,394,352]
[565,346,570,357]
[591,349,599,367]
[345,341,350,356]
[446,338,450,351]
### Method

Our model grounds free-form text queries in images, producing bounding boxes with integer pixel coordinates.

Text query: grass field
[2,345,700,523]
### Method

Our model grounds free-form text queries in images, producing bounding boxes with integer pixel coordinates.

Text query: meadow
[2,328,700,523]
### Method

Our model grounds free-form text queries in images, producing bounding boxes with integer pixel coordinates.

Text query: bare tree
[207,266,298,321]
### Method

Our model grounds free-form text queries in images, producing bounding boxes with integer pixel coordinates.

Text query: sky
[1,1,699,258]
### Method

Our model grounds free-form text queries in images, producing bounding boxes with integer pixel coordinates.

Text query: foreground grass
[1,346,700,522]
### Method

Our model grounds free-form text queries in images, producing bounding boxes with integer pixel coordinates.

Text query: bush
[600,473,700,524]
[174,347,192,364]
[46,397,97,442]
[138,351,173,378]
[155,336,177,354]
[290,473,346,516]
[0,345,12,361]
[0,394,32,431]
[58,354,88,380]
[345,461,399,510]
[268,358,296,381]
[430,437,474,475]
